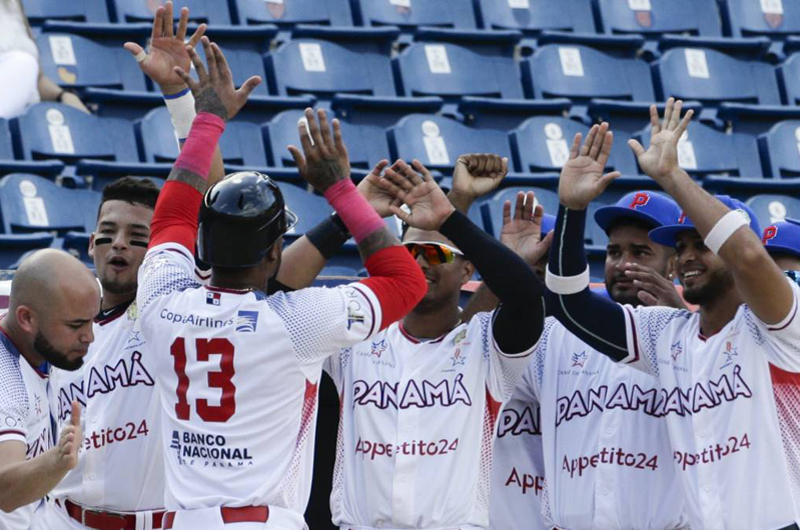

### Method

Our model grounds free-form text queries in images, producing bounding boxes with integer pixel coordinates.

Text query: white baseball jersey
[618,278,800,529]
[489,375,546,530]
[49,301,165,512]
[0,327,54,530]
[136,241,382,528]
[324,312,534,529]
[524,318,688,529]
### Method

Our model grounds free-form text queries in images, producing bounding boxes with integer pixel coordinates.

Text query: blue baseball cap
[594,191,681,234]
[541,213,556,235]
[763,221,800,258]
[649,195,761,248]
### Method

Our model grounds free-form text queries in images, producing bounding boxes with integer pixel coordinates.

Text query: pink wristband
[323,180,384,242]
[173,112,225,179]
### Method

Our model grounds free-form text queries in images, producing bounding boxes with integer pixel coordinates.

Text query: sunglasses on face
[403,241,464,266]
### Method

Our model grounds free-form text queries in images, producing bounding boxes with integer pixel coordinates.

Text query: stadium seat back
[355,0,477,30]
[139,108,266,167]
[265,110,389,170]
[654,48,781,106]
[277,183,333,236]
[527,45,654,102]
[725,0,800,38]
[111,0,232,24]
[0,233,56,270]
[746,194,800,228]
[475,0,595,34]
[36,33,147,92]
[192,43,269,96]
[596,0,722,37]
[0,173,100,233]
[0,119,14,160]
[395,42,524,99]
[233,0,354,26]
[760,120,800,178]
[267,40,395,98]
[21,0,109,23]
[16,103,139,163]
[389,115,511,171]
[778,53,800,106]
[512,116,636,175]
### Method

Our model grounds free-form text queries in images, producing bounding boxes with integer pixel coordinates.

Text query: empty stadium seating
[111,0,233,25]
[355,0,477,31]
[475,0,595,35]
[233,0,355,27]
[759,120,800,181]
[746,194,800,229]
[21,0,110,24]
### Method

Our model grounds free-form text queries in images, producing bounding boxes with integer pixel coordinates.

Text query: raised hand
[622,262,687,309]
[54,401,82,471]
[449,154,508,211]
[379,160,455,231]
[628,98,694,184]
[557,122,621,211]
[500,191,554,266]
[174,37,260,121]
[357,160,403,217]
[287,108,351,193]
[123,1,206,95]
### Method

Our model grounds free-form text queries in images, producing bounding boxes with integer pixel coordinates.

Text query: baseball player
[323,158,547,529]
[0,249,98,529]
[763,220,800,274]
[546,99,800,529]
[483,190,690,530]
[135,35,426,530]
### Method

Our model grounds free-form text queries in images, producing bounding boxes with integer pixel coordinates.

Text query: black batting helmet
[198,171,298,268]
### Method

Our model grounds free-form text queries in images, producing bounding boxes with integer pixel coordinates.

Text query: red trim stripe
[351,284,377,338]
[0,429,25,438]
[768,298,798,332]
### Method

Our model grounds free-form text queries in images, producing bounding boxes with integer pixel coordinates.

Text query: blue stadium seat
[654,47,781,125]
[778,53,800,106]
[725,0,800,40]
[138,107,268,169]
[596,0,722,38]
[510,116,638,178]
[523,44,654,120]
[746,194,800,229]
[264,110,390,171]
[388,114,512,173]
[354,0,477,30]
[232,0,355,26]
[0,233,56,270]
[0,174,100,234]
[21,0,110,24]
[35,33,148,92]
[475,0,595,34]
[191,40,271,97]
[759,120,800,180]
[394,42,524,100]
[111,0,232,24]
[0,118,64,177]
[61,231,93,267]
[277,183,333,237]
[266,39,396,100]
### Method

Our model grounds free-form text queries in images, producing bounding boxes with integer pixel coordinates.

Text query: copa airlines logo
[555,366,753,426]
[57,351,155,421]
[159,308,233,328]
[353,374,472,410]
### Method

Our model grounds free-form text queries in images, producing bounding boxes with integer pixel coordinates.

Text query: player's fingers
[670,100,683,130]
[677,109,694,138]
[332,118,347,154]
[588,123,608,160]
[71,401,81,428]
[123,42,144,58]
[662,97,674,131]
[388,204,411,224]
[236,76,261,106]
[404,160,424,186]
[376,176,406,199]
[598,171,622,192]
[370,159,389,177]
[201,37,217,83]
[500,157,509,178]
[637,289,660,306]
[502,199,512,227]
[384,167,415,192]
[186,23,206,50]
[287,145,307,175]
[569,133,582,159]
[581,124,599,157]
[173,67,198,92]
[150,5,165,42]
[411,159,434,182]
[649,103,661,135]
[522,191,535,221]
[532,201,544,227]
[628,138,646,159]
[513,192,525,220]
[164,1,175,38]
[187,45,207,84]
[303,108,324,153]
[597,131,614,169]
[540,230,554,251]
[211,43,231,83]
[317,109,334,150]
[176,7,189,41]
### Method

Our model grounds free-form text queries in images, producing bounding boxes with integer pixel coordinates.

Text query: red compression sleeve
[323,180,385,242]
[149,181,203,251]
[173,112,225,178]
[359,246,427,331]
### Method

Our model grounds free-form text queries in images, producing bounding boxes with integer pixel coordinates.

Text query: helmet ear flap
[198,172,296,268]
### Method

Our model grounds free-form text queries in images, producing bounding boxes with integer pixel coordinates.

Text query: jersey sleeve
[136,242,200,315]
[621,305,692,377]
[745,278,800,371]
[483,311,539,402]
[0,360,27,445]
[323,348,348,390]
[268,282,382,366]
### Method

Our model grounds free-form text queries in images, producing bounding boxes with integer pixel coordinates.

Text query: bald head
[6,249,99,371]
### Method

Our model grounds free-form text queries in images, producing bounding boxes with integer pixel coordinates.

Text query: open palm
[628,98,694,183]
[123,3,206,93]
[558,122,621,211]
[379,160,455,230]
[357,160,398,217]
[500,191,552,265]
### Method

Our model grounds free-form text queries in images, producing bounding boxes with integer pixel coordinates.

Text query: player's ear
[15,305,36,335]
[267,238,282,262]
[88,232,95,259]
[460,260,475,286]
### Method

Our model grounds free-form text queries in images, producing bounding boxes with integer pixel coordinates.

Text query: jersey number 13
[170,337,236,422]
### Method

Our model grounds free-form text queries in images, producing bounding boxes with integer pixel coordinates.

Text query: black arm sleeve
[545,205,630,361]
[305,213,351,260]
[439,210,544,354]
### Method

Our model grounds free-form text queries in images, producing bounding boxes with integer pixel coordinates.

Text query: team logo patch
[451,347,466,367]
[671,339,683,362]
[206,292,221,306]
[370,339,387,358]
[170,431,182,463]
[571,350,587,368]
[720,340,739,369]
[453,329,467,345]
[347,300,366,330]
[235,311,258,333]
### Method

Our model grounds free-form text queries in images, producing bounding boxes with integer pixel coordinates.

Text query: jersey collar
[398,322,451,345]
[95,299,133,326]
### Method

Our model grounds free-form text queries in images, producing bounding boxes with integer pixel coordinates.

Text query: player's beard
[608,263,669,307]
[100,274,137,296]
[682,266,735,305]
[34,331,84,371]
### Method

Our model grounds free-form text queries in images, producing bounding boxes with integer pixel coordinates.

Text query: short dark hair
[97,177,160,220]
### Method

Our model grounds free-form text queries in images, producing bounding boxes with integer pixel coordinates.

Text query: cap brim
[648,224,698,248]
[594,206,661,233]
[765,243,800,258]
